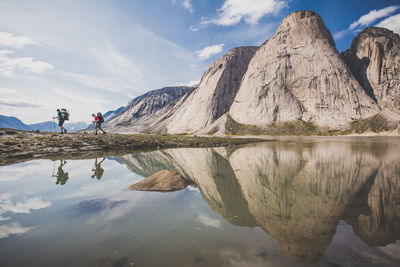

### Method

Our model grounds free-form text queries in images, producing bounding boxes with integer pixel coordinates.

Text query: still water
[0,138,399,266]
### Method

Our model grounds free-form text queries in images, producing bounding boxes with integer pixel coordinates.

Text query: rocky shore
[0,128,265,166]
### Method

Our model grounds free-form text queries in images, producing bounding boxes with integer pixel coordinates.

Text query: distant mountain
[28,121,58,132]
[106,86,195,132]
[0,115,32,131]
[65,121,88,132]
[29,121,87,132]
[103,106,124,122]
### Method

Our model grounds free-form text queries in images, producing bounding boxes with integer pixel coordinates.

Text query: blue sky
[1,0,399,123]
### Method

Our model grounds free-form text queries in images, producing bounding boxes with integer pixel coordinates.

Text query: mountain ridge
[107,10,399,135]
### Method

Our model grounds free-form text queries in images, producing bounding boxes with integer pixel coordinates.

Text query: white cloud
[195,44,224,60]
[0,194,52,216]
[376,13,400,34]
[182,0,193,13]
[349,6,400,30]
[0,31,39,48]
[187,80,199,86]
[0,222,34,239]
[198,213,222,228]
[188,25,199,32]
[201,0,286,26]
[0,216,10,221]
[333,29,349,40]
[0,50,53,77]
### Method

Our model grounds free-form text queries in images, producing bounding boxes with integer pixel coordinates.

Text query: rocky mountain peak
[229,11,378,129]
[163,46,258,134]
[342,27,400,116]
[276,10,335,48]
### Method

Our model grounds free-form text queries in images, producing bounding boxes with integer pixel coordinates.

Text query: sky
[0,0,399,124]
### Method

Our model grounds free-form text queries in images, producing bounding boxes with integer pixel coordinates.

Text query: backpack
[61,108,69,120]
[97,112,104,123]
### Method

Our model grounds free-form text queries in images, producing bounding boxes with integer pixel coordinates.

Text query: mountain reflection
[119,140,400,264]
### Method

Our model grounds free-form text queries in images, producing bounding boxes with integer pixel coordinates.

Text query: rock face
[107,86,194,132]
[163,47,258,134]
[103,106,124,122]
[228,11,379,129]
[342,27,400,116]
[128,170,187,191]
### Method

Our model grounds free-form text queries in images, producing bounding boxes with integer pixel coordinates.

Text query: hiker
[53,108,68,134]
[54,160,69,185]
[92,113,106,135]
[91,158,105,179]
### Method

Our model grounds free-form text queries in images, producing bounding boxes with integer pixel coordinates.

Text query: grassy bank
[225,114,398,136]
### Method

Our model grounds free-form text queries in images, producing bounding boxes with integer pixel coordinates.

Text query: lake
[0,137,399,266]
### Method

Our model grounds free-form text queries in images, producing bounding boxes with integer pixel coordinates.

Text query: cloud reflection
[0,193,51,216]
[0,222,34,239]
[198,213,223,229]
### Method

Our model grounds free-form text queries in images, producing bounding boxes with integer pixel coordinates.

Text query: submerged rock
[128,170,187,191]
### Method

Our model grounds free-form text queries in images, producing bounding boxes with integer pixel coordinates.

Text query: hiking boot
[64,129,67,133]
[103,132,106,135]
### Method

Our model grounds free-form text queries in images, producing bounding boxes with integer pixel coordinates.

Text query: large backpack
[61,108,69,120]
[97,112,104,123]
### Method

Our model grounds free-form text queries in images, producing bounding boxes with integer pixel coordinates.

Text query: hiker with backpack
[91,157,106,179]
[53,108,69,134]
[92,112,106,135]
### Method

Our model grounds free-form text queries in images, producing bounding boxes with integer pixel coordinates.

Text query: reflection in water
[120,140,400,264]
[53,160,69,185]
[91,158,105,180]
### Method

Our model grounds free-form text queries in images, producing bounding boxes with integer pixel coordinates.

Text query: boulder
[128,170,187,191]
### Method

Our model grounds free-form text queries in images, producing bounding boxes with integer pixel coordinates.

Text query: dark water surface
[0,137,399,266]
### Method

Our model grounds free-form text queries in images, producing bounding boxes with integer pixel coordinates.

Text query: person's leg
[59,120,64,133]
[100,125,106,134]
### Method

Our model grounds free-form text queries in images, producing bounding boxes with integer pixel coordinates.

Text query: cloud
[0,216,10,221]
[333,29,349,40]
[182,0,194,13]
[376,13,400,34]
[0,100,41,108]
[201,0,286,26]
[195,44,224,60]
[198,213,223,228]
[349,6,400,30]
[187,80,199,86]
[188,25,199,32]
[0,194,52,216]
[0,31,39,48]
[0,50,54,77]
[0,222,34,239]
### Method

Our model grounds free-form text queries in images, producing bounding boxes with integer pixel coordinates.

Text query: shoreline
[0,128,266,166]
[1,128,399,166]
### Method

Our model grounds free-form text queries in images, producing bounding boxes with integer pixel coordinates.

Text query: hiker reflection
[91,158,105,180]
[54,160,69,185]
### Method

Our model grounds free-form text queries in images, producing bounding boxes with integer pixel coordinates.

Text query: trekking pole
[52,160,56,177]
